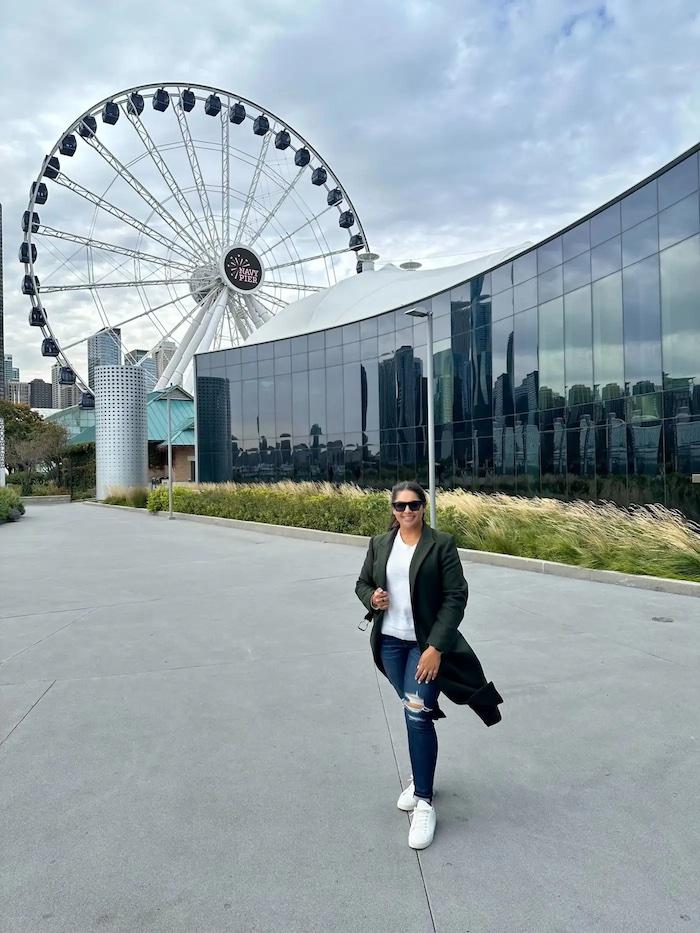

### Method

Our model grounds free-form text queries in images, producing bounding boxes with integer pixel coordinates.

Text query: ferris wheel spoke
[243,293,274,327]
[53,173,201,265]
[82,130,209,260]
[40,276,214,294]
[221,108,231,246]
[235,133,272,243]
[37,226,194,274]
[121,103,217,260]
[265,281,324,292]
[248,168,305,247]
[254,289,287,310]
[59,292,195,352]
[224,298,239,346]
[266,246,356,273]
[172,98,221,253]
[259,205,335,258]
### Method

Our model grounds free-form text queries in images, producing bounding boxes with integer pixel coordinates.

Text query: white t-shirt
[380,533,417,641]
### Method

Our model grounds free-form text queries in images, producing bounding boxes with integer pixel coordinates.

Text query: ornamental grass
[146,482,700,583]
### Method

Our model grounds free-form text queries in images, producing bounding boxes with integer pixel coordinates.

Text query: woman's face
[392,489,425,531]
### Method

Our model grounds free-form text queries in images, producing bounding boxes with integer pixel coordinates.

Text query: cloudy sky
[2,0,699,383]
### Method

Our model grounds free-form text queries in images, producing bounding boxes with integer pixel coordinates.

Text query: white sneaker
[408,799,436,849]
[397,780,419,811]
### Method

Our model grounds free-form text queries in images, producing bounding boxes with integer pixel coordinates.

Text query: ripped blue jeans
[380,634,440,802]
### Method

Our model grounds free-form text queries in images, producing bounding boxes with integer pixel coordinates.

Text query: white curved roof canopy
[245,243,531,345]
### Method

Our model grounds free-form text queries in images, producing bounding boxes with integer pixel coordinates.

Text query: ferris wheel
[20,83,369,404]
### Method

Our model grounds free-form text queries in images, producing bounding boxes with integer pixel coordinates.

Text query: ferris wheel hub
[220,244,264,294]
[189,262,220,302]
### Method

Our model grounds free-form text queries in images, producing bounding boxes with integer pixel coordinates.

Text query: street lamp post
[166,387,174,520]
[405,307,436,529]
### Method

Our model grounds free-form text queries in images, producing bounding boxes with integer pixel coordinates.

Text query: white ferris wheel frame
[22,82,370,397]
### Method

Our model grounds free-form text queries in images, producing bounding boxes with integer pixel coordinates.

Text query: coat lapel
[376,526,399,588]
[409,524,435,597]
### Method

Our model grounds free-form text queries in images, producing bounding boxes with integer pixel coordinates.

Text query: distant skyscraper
[52,363,80,409]
[3,354,13,390]
[8,381,29,406]
[29,378,53,408]
[87,327,122,388]
[12,367,19,382]
[125,349,157,389]
[154,339,176,379]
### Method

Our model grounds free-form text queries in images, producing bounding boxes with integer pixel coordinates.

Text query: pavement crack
[0,680,56,749]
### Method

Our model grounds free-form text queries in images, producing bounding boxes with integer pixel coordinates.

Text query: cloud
[2,0,699,382]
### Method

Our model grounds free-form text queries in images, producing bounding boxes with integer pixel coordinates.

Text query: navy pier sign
[222,246,264,293]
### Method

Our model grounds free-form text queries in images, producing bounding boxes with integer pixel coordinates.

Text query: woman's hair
[387,480,428,530]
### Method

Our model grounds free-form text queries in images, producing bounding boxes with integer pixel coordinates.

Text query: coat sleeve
[427,535,468,654]
[355,536,377,612]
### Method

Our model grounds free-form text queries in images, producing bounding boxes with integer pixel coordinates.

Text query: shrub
[0,486,25,523]
[104,486,149,508]
[146,481,700,583]
[29,482,69,496]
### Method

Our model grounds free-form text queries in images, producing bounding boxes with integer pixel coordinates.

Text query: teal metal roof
[146,394,193,442]
[64,391,195,447]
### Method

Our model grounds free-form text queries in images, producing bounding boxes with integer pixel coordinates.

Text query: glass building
[196,145,700,520]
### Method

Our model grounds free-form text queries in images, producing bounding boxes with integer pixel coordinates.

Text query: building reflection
[195,150,700,520]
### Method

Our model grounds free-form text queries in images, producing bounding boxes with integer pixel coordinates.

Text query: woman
[355,481,503,850]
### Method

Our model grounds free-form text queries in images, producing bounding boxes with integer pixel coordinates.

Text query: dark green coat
[355,524,503,726]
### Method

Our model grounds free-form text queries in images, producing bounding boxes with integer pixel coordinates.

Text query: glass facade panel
[562,221,590,260]
[537,237,562,273]
[198,145,700,519]
[492,288,513,322]
[622,215,658,266]
[592,272,625,399]
[275,374,292,439]
[590,203,621,246]
[538,265,563,303]
[660,234,700,384]
[514,276,538,313]
[623,255,662,392]
[538,297,565,409]
[491,262,512,294]
[513,251,537,284]
[658,191,700,250]
[326,366,344,433]
[492,316,514,425]
[591,235,621,280]
[513,306,538,423]
[621,180,657,230]
[292,371,309,437]
[564,286,593,404]
[563,251,591,293]
[658,153,699,210]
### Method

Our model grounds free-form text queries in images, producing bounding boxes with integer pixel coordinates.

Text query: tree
[0,400,44,443]
[3,401,69,487]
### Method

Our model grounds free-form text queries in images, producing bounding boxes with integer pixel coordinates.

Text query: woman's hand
[371,587,390,611]
[416,646,442,684]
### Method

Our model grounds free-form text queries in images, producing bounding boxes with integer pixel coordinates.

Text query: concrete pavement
[1,504,698,933]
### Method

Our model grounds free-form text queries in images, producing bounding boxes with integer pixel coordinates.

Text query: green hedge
[146,482,700,582]
[0,486,25,523]
[147,483,389,536]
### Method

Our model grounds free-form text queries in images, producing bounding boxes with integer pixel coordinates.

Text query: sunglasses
[392,500,423,512]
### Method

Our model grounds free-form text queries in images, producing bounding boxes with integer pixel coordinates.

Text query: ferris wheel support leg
[154,292,215,391]
[169,290,229,388]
